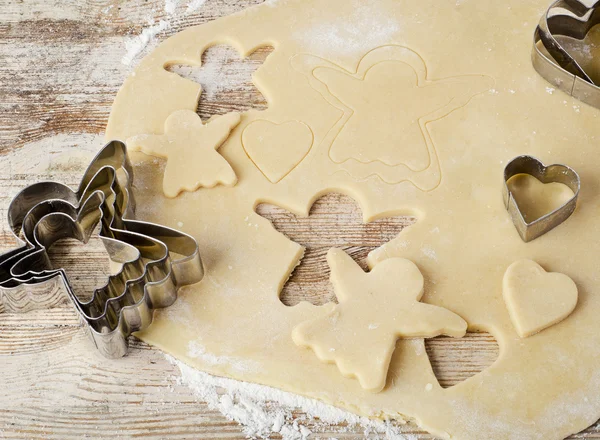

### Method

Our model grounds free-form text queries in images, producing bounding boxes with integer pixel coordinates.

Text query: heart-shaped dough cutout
[242,120,313,183]
[503,259,578,338]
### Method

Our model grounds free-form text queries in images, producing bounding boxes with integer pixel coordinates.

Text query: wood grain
[0,1,598,438]
[167,45,273,121]
[257,193,415,306]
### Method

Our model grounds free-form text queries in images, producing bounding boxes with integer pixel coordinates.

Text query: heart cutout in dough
[503,259,578,338]
[242,120,314,183]
[503,155,580,242]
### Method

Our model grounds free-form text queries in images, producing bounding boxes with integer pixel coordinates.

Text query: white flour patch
[165,0,180,15]
[421,246,437,261]
[410,340,425,356]
[168,355,414,439]
[168,46,265,100]
[122,20,169,65]
[187,341,261,373]
[293,1,401,57]
[159,294,195,328]
[186,0,207,13]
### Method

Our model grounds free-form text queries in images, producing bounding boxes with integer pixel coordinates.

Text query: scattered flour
[168,355,415,439]
[187,340,261,373]
[421,246,437,261]
[122,19,169,65]
[293,1,401,56]
[165,0,180,15]
[186,0,207,13]
[121,0,211,66]
[168,45,266,100]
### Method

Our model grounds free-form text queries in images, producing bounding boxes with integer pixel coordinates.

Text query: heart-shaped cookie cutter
[0,140,204,358]
[532,0,600,108]
[503,155,580,242]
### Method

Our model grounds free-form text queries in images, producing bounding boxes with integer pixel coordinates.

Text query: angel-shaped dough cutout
[127,110,240,198]
[292,248,467,392]
[292,45,493,190]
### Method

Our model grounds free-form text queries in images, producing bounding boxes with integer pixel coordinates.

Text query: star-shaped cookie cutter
[532,0,600,108]
[0,140,204,358]
[503,155,580,242]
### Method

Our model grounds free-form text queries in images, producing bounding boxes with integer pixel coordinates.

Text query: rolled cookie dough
[106,1,600,438]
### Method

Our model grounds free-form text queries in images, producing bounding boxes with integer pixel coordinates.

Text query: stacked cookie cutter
[533,0,600,109]
[499,1,590,242]
[0,140,203,358]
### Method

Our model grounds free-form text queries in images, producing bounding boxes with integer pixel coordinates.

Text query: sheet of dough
[106,1,600,438]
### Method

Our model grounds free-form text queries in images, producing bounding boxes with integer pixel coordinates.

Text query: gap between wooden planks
[0,0,599,438]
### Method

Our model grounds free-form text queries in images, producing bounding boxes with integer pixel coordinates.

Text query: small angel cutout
[292,248,467,392]
[127,110,240,198]
[311,59,491,169]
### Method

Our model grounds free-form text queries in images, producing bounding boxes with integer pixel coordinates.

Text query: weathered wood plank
[167,45,272,121]
[257,193,415,306]
[0,0,265,154]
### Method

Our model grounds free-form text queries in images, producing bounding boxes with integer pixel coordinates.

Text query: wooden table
[1,1,598,438]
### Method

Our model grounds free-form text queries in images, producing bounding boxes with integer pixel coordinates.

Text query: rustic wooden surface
[1,1,599,439]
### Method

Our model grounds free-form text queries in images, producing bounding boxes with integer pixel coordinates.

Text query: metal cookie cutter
[503,155,580,242]
[532,0,600,109]
[0,140,204,358]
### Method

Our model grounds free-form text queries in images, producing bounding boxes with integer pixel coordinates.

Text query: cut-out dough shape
[292,248,467,392]
[256,193,412,306]
[506,173,576,223]
[292,46,494,190]
[127,110,240,198]
[503,259,578,338]
[165,45,273,120]
[242,120,314,183]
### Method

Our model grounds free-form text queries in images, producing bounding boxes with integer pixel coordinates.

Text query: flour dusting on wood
[121,0,212,65]
[165,0,181,15]
[168,355,415,440]
[186,0,207,13]
[122,20,169,65]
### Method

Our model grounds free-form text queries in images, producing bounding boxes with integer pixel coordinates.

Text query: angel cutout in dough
[292,248,467,393]
[127,110,240,198]
[291,45,493,190]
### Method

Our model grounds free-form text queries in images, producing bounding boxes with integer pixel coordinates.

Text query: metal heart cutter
[533,0,600,108]
[0,140,204,358]
[503,155,580,242]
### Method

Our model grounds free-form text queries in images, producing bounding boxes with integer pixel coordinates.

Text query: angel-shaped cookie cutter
[503,155,580,242]
[532,0,600,108]
[0,140,204,358]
